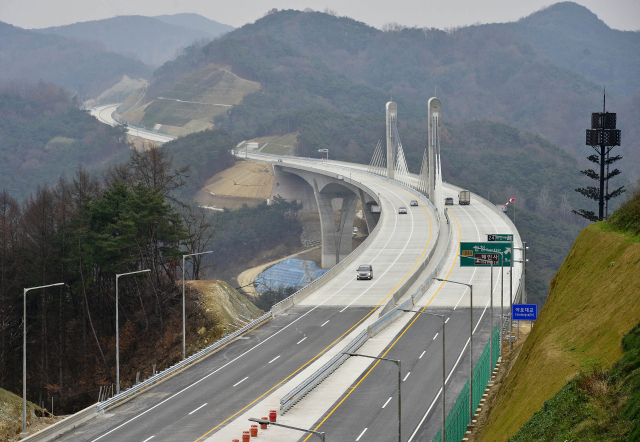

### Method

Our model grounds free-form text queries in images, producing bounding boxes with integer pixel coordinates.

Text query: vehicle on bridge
[445,197,454,205]
[410,200,418,206]
[356,264,373,280]
[398,206,408,214]
[459,190,471,205]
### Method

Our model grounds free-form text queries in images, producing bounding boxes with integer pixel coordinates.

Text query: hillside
[508,2,640,96]
[120,64,260,136]
[0,83,131,200]
[0,21,149,97]
[154,13,234,37]
[35,15,225,67]
[475,204,640,441]
[214,7,639,180]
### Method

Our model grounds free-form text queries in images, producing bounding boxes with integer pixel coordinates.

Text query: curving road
[72,109,524,442]
[89,104,176,144]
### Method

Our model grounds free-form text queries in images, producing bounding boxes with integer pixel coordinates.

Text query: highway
[89,104,176,144]
[76,109,522,442]
[293,184,522,442]
[57,154,441,442]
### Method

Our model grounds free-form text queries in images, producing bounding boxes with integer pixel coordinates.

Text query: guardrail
[279,210,454,414]
[95,311,272,412]
[280,329,369,413]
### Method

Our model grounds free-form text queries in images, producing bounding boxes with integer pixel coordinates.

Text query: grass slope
[476,223,640,441]
[509,321,640,441]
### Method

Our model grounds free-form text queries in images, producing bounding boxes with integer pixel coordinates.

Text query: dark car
[445,197,454,205]
[356,264,373,280]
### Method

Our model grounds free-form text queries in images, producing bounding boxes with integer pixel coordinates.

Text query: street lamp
[435,275,474,425]
[401,309,446,442]
[182,251,213,360]
[115,270,150,394]
[318,148,329,162]
[22,282,65,435]
[344,352,401,442]
[249,418,325,441]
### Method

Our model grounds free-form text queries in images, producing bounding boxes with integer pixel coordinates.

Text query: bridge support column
[358,188,378,234]
[316,191,359,268]
[386,102,397,180]
[427,98,441,204]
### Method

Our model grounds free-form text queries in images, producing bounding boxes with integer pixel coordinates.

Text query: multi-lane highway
[74,109,523,442]
[57,155,445,442]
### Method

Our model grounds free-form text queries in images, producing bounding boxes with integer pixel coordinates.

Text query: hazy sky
[0,0,638,31]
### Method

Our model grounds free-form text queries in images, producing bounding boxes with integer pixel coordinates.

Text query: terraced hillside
[119,64,259,136]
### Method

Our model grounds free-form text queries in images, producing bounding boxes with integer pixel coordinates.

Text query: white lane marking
[433,333,439,340]
[142,437,154,442]
[408,288,494,441]
[233,377,248,387]
[321,320,330,327]
[419,351,426,359]
[339,306,348,312]
[297,337,307,344]
[382,396,393,408]
[403,372,411,381]
[356,428,368,441]
[445,317,450,323]
[188,403,207,415]
[89,168,431,442]
[268,355,281,364]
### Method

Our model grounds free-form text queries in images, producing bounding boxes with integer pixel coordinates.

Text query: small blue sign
[512,304,537,321]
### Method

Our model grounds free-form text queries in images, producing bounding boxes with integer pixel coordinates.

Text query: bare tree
[537,187,552,217]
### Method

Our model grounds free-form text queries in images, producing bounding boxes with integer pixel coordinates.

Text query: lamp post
[249,418,325,441]
[401,309,446,442]
[344,353,401,442]
[182,251,213,360]
[435,275,474,425]
[22,282,65,435]
[115,270,150,394]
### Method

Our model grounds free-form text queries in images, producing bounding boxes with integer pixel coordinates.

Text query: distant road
[89,104,176,144]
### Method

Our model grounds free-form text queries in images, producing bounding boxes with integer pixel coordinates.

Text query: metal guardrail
[95,311,272,412]
[279,209,454,414]
[280,329,369,413]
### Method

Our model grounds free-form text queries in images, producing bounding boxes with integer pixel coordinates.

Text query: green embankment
[0,387,42,439]
[477,222,640,441]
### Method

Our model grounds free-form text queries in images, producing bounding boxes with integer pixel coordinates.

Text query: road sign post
[512,304,537,321]
[487,234,513,242]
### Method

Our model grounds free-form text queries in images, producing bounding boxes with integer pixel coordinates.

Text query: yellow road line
[194,187,433,441]
[301,209,462,441]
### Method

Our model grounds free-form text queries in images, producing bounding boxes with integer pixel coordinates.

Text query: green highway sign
[460,242,512,267]
[487,234,513,242]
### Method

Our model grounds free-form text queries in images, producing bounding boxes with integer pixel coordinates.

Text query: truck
[459,190,471,205]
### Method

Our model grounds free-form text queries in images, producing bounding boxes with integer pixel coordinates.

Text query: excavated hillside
[476,222,640,441]
[118,64,259,136]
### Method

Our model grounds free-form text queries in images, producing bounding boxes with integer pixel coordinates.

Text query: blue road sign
[512,304,537,321]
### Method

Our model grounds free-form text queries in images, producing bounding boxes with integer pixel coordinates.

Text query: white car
[398,206,408,214]
[356,265,373,280]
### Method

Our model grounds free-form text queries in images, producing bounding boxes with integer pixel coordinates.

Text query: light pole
[435,276,474,425]
[344,353,401,442]
[182,251,213,360]
[249,418,325,441]
[115,269,150,394]
[22,282,65,435]
[401,309,446,442]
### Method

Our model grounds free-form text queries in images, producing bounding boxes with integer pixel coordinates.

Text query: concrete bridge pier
[316,188,359,268]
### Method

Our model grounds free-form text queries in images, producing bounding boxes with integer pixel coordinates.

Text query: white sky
[0,0,638,31]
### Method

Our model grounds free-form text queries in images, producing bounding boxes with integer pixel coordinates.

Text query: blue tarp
[254,258,327,293]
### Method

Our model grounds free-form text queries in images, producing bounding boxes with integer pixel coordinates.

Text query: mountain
[36,15,232,67]
[508,2,640,96]
[216,8,639,181]
[0,21,149,97]
[154,13,233,37]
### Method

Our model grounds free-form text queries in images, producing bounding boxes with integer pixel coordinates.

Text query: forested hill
[0,83,131,199]
[0,21,149,97]
[203,5,639,180]
[36,15,233,67]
